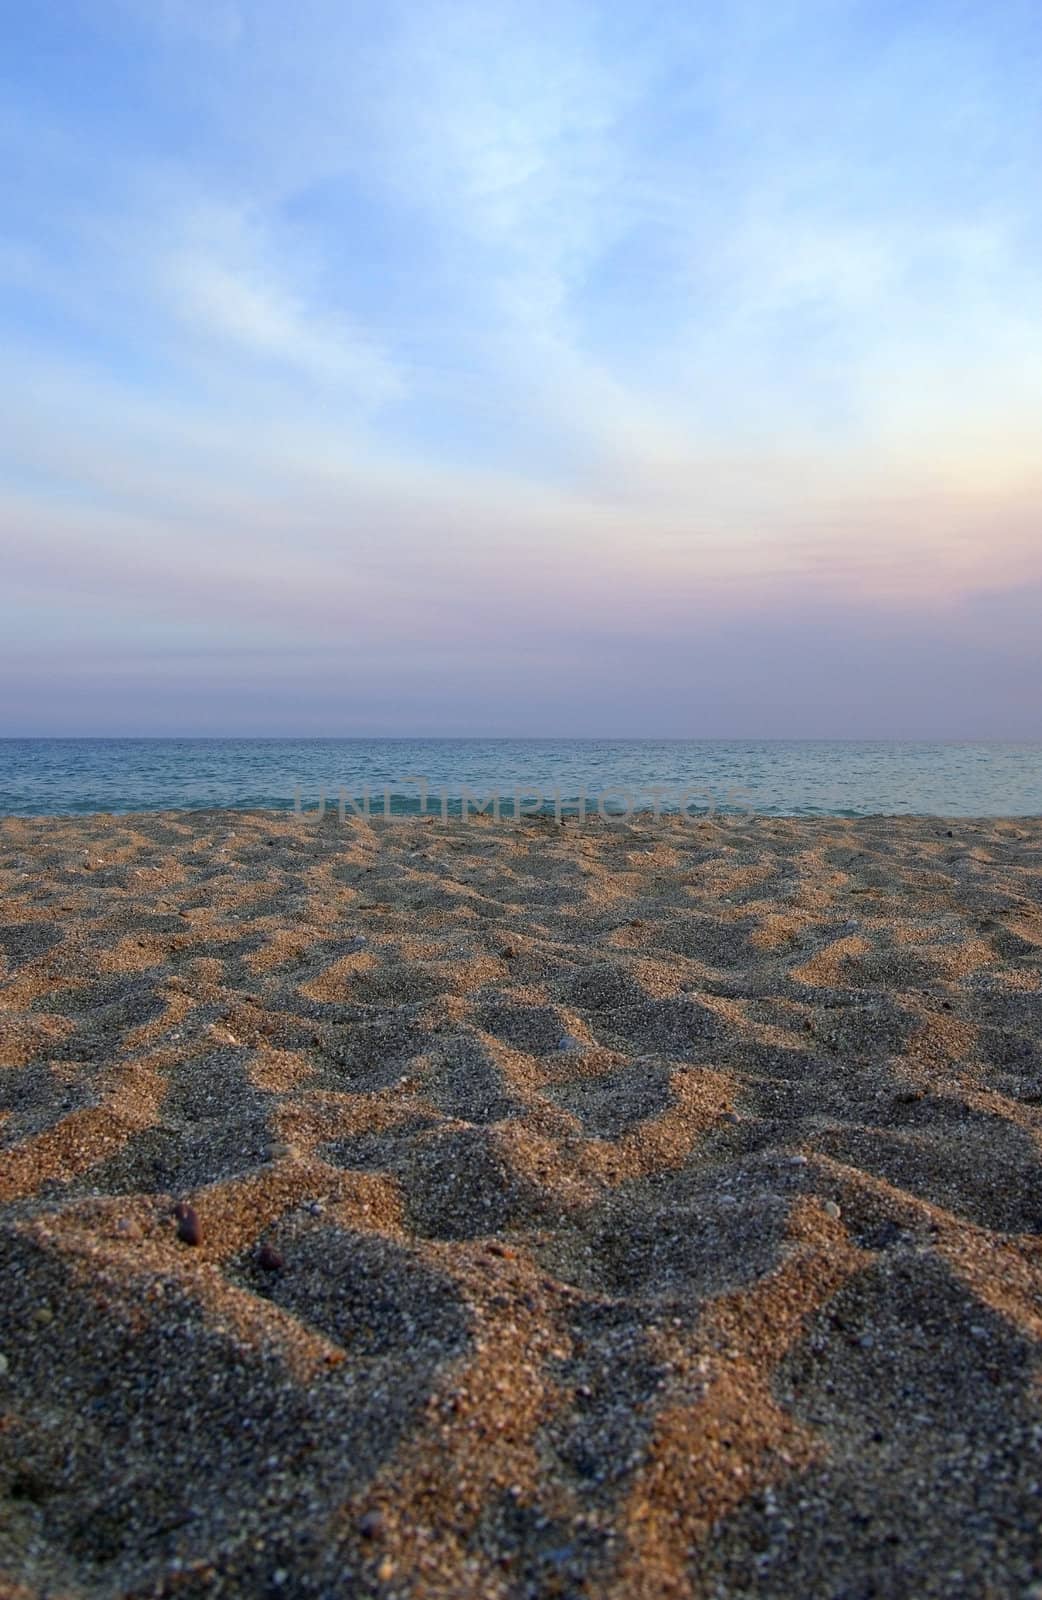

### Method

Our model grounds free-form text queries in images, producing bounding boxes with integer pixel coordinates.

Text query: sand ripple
[2,810,1042,1596]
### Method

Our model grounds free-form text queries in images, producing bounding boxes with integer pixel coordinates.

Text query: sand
[1,807,1041,1598]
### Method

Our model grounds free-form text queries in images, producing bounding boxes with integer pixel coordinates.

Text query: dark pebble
[358,1511,384,1540]
[176,1205,201,1246]
[257,1244,284,1272]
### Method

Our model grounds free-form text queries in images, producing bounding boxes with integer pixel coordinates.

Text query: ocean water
[1,738,1040,818]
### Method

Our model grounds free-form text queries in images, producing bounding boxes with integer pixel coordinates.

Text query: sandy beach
[2,807,1041,1598]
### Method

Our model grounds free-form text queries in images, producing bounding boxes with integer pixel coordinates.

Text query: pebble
[359,1511,384,1540]
[33,1306,54,1327]
[823,1200,841,1220]
[0,1351,8,1376]
[175,1203,201,1246]
[257,1244,285,1273]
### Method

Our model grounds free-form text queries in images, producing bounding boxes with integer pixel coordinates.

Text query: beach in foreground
[2,808,1041,1598]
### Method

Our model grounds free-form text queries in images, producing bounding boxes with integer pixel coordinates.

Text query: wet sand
[2,808,1042,1598]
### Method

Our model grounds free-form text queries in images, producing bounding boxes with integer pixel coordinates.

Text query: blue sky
[2,0,1041,735]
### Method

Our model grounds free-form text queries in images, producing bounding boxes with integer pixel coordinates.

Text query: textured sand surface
[2,809,1042,1599]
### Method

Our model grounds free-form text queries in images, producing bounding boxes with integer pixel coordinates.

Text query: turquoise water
[1,738,1040,817]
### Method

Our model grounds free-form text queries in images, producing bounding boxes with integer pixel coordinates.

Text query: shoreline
[4,802,1042,822]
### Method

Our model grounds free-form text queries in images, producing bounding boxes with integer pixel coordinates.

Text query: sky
[1,0,1041,737]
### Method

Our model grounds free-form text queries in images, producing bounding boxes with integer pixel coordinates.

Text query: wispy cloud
[159,205,404,403]
[1,0,1041,733]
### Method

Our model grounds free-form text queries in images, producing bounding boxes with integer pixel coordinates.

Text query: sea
[1,738,1040,818]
